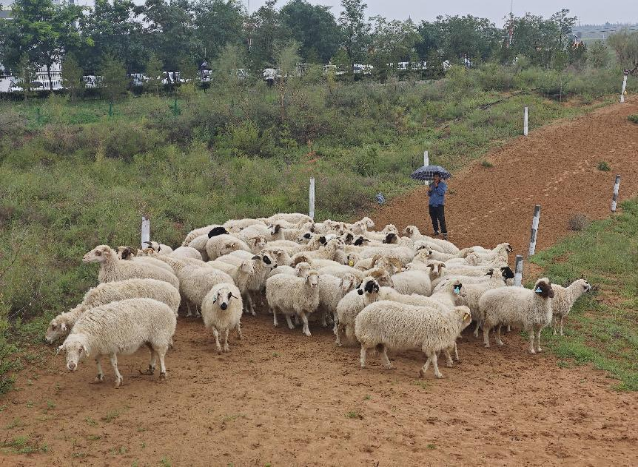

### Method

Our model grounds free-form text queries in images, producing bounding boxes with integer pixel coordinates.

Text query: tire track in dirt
[2,99,638,467]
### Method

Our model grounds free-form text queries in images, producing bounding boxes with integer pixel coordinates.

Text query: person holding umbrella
[427,172,448,239]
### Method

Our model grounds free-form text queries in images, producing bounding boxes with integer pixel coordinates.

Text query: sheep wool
[60,298,177,388]
[551,279,591,336]
[201,283,244,353]
[479,278,554,353]
[355,302,471,378]
[83,245,179,290]
[265,269,320,336]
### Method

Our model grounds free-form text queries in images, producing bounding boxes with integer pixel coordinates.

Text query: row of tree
[0,0,635,92]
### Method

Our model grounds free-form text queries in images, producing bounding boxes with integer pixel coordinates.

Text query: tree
[212,43,246,94]
[141,0,197,72]
[61,53,84,100]
[588,41,610,69]
[78,0,148,74]
[192,0,244,62]
[248,0,290,71]
[3,0,85,90]
[17,53,36,101]
[100,54,128,103]
[368,16,419,80]
[280,0,341,63]
[436,15,500,64]
[145,53,163,94]
[338,0,370,71]
[608,30,638,75]
[275,41,301,122]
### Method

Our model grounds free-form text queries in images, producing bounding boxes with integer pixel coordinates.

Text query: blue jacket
[428,181,447,206]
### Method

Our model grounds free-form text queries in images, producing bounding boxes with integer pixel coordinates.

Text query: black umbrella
[410,165,452,182]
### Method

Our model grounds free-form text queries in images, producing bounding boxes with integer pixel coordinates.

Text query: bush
[597,161,611,171]
[568,214,590,231]
[629,114,638,124]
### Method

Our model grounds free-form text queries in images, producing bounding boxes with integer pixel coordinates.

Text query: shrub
[597,161,611,171]
[629,114,638,124]
[568,214,590,231]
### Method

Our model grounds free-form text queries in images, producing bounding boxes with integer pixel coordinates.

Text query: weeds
[628,114,638,124]
[597,161,611,171]
[345,410,362,419]
[102,410,120,423]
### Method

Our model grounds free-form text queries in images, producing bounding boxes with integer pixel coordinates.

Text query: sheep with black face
[479,278,555,353]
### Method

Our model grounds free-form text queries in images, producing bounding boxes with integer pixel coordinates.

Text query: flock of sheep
[45,213,592,387]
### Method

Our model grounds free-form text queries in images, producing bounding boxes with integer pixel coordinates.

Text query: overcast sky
[245,0,638,27]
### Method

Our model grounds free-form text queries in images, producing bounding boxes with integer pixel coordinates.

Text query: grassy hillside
[0,64,629,393]
[532,200,638,390]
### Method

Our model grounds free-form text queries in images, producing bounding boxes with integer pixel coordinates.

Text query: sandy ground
[2,98,638,467]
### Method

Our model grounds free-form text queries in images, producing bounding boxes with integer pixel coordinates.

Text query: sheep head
[340,274,358,293]
[305,270,320,289]
[208,226,229,238]
[212,285,239,311]
[455,306,472,328]
[533,278,554,299]
[83,245,114,263]
[294,262,312,277]
[45,317,70,343]
[357,277,380,296]
[116,246,135,260]
[500,266,515,280]
[60,334,90,371]
[403,225,418,238]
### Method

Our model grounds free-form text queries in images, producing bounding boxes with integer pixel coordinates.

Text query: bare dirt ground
[3,99,638,467]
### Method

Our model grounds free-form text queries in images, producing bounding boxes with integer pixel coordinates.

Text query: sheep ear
[82,345,90,358]
[252,255,261,261]
[230,293,239,300]
[56,344,65,355]
[61,323,68,332]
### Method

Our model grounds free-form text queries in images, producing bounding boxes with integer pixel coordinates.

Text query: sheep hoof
[446,361,454,368]
[223,346,230,352]
[303,331,312,337]
[435,372,443,379]
[93,374,104,383]
[114,378,122,389]
[139,365,155,376]
[496,340,504,346]
[529,349,536,354]
[159,372,167,380]
[383,364,393,370]
[537,347,542,353]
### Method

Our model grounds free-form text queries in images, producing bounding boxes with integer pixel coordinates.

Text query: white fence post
[309,177,315,220]
[620,74,628,103]
[423,150,429,186]
[524,107,529,136]
[141,216,151,249]
[514,254,523,287]
[528,205,541,256]
[611,175,621,212]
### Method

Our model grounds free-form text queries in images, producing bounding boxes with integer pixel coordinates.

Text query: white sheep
[355,302,471,378]
[116,246,176,274]
[170,246,203,260]
[205,234,253,260]
[201,283,243,353]
[59,298,176,388]
[83,245,179,289]
[335,276,381,346]
[143,240,174,254]
[390,269,432,296]
[403,225,460,254]
[45,278,180,343]
[551,279,591,336]
[265,268,320,336]
[179,265,235,314]
[267,213,313,225]
[479,278,555,353]
[182,225,221,246]
[317,273,359,328]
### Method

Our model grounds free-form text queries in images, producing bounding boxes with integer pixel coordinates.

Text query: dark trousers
[429,204,447,234]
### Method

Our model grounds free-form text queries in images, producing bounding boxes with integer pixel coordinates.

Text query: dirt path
[373,97,638,255]
[3,99,638,467]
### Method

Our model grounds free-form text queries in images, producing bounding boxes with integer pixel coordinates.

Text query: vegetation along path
[2,99,638,466]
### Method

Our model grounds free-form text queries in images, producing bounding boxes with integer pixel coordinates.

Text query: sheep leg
[453,343,460,362]
[536,328,543,353]
[246,294,256,316]
[212,328,223,354]
[223,329,230,352]
[300,312,311,336]
[483,326,491,348]
[528,326,536,354]
[235,323,243,340]
[110,353,123,388]
[559,317,565,337]
[552,316,558,335]
[473,319,481,338]
[431,352,443,378]
[419,355,432,377]
[443,349,454,367]
[321,311,328,328]
[157,345,168,379]
[496,325,504,346]
[272,308,278,327]
[359,345,367,368]
[507,325,511,333]
[335,324,342,346]
[94,357,104,383]
[285,314,295,330]
[380,345,392,369]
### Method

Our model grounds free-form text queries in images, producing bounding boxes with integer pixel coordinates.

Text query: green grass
[0,63,626,394]
[597,161,611,171]
[1,436,48,454]
[531,199,638,390]
[628,114,638,124]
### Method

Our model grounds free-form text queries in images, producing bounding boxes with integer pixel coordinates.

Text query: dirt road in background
[2,99,638,467]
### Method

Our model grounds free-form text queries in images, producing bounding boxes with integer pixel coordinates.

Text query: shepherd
[427,172,448,239]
